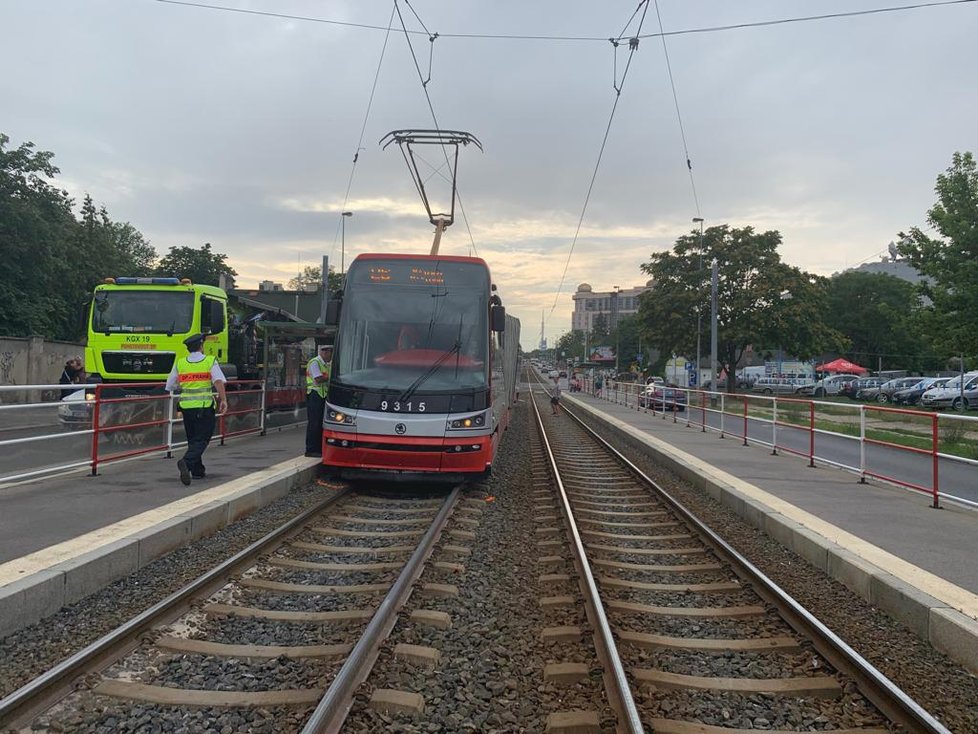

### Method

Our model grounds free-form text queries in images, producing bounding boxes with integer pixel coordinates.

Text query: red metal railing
[860,404,940,508]
[90,380,267,475]
[218,380,265,445]
[90,385,172,475]
[569,371,978,508]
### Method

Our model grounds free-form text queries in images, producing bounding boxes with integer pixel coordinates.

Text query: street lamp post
[777,289,793,376]
[710,258,718,391]
[341,211,353,275]
[612,286,621,374]
[692,218,705,387]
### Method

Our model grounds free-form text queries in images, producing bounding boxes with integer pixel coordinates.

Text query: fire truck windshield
[92,290,195,334]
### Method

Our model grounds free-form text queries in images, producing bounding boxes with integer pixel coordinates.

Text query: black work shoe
[177,459,192,486]
[192,473,206,480]
[304,451,322,458]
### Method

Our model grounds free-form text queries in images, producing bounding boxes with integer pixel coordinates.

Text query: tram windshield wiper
[397,341,461,404]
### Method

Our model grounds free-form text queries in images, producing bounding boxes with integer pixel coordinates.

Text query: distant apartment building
[571,281,654,332]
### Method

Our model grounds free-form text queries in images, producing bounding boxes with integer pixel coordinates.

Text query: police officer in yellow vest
[305,344,332,457]
[165,333,228,486]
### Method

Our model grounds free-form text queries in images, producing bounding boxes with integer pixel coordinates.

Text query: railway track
[0,483,474,733]
[527,372,951,734]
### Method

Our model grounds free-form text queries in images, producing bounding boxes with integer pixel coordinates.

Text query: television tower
[538,311,547,350]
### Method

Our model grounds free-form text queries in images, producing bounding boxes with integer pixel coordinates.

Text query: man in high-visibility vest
[165,333,228,486]
[305,344,333,457]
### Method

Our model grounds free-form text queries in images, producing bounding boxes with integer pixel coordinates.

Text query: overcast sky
[3,0,976,349]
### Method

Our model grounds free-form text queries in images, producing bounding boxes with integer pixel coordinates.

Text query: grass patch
[717,398,978,460]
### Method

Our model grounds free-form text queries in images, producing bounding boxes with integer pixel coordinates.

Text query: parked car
[639,385,687,411]
[646,376,665,386]
[839,376,884,401]
[875,377,928,404]
[736,365,768,388]
[750,377,814,395]
[798,373,862,398]
[57,388,94,427]
[921,372,978,410]
[891,377,949,406]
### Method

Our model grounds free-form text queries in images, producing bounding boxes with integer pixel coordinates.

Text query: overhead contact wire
[330,5,398,262]
[550,1,651,316]
[155,0,978,42]
[653,0,702,219]
[394,0,479,257]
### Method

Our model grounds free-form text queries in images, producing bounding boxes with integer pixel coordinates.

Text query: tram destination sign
[351,258,487,289]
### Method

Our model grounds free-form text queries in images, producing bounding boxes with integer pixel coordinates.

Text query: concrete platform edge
[0,462,319,639]
[565,395,978,673]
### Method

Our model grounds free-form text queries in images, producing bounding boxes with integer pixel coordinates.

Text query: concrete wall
[0,337,86,403]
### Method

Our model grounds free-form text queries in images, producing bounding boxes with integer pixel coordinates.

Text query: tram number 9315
[379,400,426,413]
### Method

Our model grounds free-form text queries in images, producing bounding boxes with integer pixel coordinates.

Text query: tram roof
[352,252,489,267]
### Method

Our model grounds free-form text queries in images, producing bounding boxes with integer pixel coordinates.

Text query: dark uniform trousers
[305,391,326,455]
[182,405,216,477]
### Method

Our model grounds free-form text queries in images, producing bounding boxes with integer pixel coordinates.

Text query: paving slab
[0,424,306,563]
[0,425,320,638]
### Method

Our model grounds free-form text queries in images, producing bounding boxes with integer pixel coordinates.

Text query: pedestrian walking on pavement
[305,344,333,457]
[551,376,562,415]
[165,333,227,486]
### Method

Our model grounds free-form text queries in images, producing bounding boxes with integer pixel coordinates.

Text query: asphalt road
[666,403,978,506]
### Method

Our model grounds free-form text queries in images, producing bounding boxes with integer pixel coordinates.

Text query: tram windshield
[335,259,489,394]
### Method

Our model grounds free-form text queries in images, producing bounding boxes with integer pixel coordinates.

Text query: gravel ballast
[342,398,618,733]
[0,481,334,700]
[575,398,978,733]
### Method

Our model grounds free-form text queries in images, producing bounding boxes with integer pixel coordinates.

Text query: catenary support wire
[653,0,702,219]
[549,1,651,316]
[155,0,978,43]
[394,0,480,257]
[328,5,397,266]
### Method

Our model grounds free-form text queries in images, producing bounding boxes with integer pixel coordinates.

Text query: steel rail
[0,486,350,729]
[557,393,952,734]
[529,388,645,734]
[300,485,461,734]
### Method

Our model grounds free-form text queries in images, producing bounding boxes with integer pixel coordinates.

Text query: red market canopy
[815,358,867,374]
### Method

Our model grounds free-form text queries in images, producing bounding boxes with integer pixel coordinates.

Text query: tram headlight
[326,409,356,426]
[448,413,485,430]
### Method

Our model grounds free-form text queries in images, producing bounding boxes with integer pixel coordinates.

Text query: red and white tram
[321,253,520,481]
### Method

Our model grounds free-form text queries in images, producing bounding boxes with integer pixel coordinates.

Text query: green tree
[0,133,160,339]
[590,313,610,345]
[823,271,923,370]
[638,224,843,391]
[899,151,978,365]
[0,133,79,338]
[110,222,157,276]
[288,264,344,294]
[556,330,586,362]
[612,315,651,373]
[155,243,237,286]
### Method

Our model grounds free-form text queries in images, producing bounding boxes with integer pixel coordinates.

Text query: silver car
[750,377,815,395]
[921,372,978,410]
[799,373,862,397]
